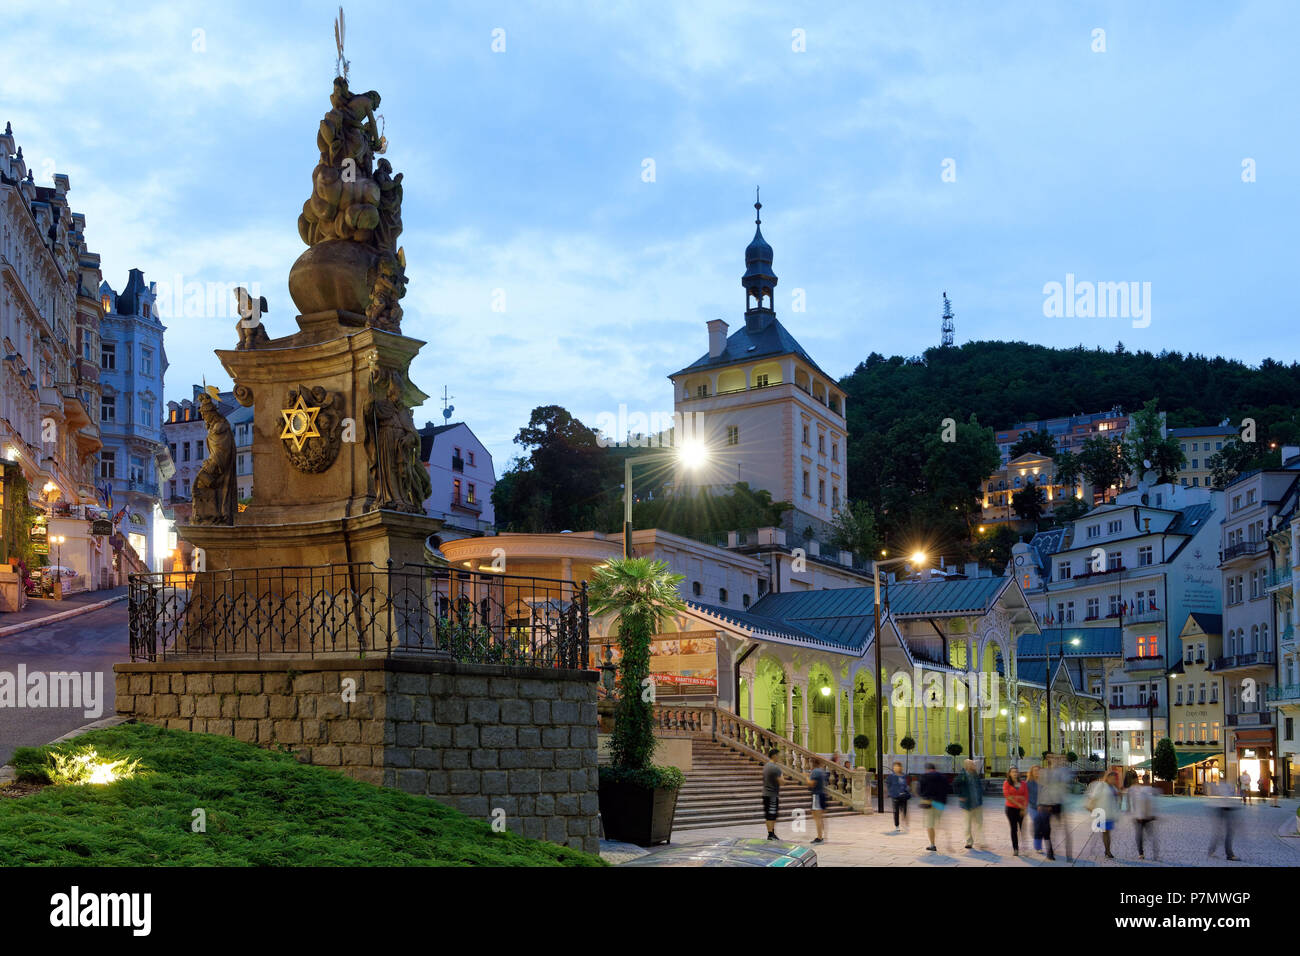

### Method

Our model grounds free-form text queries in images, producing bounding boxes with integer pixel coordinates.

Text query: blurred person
[954,759,987,850]
[1085,769,1121,859]
[917,762,950,852]
[885,761,911,832]
[1239,769,1252,805]
[763,748,782,841]
[807,762,828,844]
[1129,772,1157,860]
[1208,779,1241,861]
[1027,765,1045,854]
[1003,767,1029,856]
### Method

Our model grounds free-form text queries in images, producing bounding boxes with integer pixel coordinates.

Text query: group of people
[1236,769,1281,806]
[881,760,1162,861]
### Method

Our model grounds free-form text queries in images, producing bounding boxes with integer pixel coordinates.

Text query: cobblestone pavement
[664,794,1300,866]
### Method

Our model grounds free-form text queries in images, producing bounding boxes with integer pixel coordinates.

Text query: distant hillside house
[1169,421,1236,489]
[420,421,494,536]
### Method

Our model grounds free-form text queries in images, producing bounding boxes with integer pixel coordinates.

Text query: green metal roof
[1017,628,1123,658]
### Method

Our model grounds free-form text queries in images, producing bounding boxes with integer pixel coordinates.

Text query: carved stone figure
[363,370,431,513]
[364,250,406,332]
[192,393,237,525]
[234,287,271,350]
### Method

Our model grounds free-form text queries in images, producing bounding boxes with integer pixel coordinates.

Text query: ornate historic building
[0,121,113,590]
[98,270,172,571]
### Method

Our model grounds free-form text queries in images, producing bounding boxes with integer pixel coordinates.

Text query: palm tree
[588,557,686,774]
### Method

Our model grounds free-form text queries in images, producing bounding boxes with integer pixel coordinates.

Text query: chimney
[964,561,979,578]
[707,319,728,359]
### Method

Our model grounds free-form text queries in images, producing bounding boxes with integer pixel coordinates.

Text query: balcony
[1209,650,1276,672]
[1266,567,1293,592]
[1124,607,1165,626]
[1266,684,1300,704]
[1225,711,1274,727]
[1124,654,1166,671]
[1221,539,1269,563]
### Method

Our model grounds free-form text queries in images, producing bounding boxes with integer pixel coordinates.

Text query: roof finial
[754,185,762,225]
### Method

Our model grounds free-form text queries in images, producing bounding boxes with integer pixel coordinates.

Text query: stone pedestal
[0,567,25,613]
[216,317,429,528]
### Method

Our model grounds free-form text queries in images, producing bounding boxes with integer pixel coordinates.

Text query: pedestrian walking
[1239,770,1252,805]
[1085,769,1121,859]
[1129,772,1157,860]
[807,763,828,844]
[1258,771,1271,805]
[762,748,782,841]
[1026,765,1045,854]
[954,759,987,850]
[917,762,950,852]
[1207,779,1240,860]
[885,761,911,832]
[1003,767,1029,856]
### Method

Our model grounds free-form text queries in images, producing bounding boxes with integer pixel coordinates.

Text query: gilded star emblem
[280,394,322,453]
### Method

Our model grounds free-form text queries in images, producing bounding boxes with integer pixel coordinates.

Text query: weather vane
[334,6,349,79]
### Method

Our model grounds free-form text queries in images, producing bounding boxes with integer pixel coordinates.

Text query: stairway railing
[652,703,870,811]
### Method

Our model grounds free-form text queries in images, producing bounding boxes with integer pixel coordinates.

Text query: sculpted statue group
[298,76,407,332]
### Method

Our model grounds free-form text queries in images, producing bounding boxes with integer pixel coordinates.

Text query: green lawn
[1,722,603,867]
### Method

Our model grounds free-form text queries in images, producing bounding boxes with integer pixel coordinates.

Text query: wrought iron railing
[128,562,588,666]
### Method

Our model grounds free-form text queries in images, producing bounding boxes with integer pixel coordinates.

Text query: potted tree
[591,557,686,846]
[1151,738,1178,795]
[853,733,870,770]
[945,742,963,773]
[899,735,916,775]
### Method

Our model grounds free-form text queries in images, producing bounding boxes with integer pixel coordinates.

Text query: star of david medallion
[280,385,345,473]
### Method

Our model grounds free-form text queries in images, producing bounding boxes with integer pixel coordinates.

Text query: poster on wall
[589,630,719,696]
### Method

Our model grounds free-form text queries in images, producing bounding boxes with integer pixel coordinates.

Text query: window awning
[1132,750,1221,770]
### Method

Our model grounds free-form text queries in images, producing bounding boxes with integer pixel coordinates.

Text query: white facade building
[420,421,495,535]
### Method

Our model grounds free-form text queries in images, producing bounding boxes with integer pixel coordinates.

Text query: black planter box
[598,779,679,846]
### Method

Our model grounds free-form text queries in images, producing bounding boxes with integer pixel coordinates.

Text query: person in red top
[1003,767,1029,857]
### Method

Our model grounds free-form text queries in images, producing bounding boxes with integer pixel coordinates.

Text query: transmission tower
[941,291,955,347]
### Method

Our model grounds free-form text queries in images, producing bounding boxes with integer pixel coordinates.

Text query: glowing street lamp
[870,549,926,811]
[621,441,711,559]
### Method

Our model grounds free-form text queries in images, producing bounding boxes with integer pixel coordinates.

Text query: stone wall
[114,657,601,854]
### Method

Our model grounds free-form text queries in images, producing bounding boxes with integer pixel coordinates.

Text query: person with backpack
[954,759,987,850]
[917,763,950,852]
[885,761,911,832]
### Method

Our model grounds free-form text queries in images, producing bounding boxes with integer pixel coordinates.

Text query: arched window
[691,581,701,597]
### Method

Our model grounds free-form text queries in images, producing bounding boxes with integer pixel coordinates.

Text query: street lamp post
[620,441,709,560]
[1044,637,1080,753]
[872,550,926,812]
[51,533,66,600]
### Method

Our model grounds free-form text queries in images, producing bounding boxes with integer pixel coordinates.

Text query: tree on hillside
[827,500,881,561]
[1077,435,1129,501]
[1009,428,1056,458]
[492,405,621,533]
[1208,438,1277,489]
[1012,480,1046,522]
[1122,398,1186,484]
[631,482,790,544]
[1054,449,1082,488]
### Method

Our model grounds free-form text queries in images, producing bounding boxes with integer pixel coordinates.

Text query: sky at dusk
[4,0,1296,474]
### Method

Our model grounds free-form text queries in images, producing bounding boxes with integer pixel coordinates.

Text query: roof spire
[755,185,761,225]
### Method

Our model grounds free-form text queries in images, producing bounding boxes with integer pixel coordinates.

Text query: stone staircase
[673,738,860,831]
